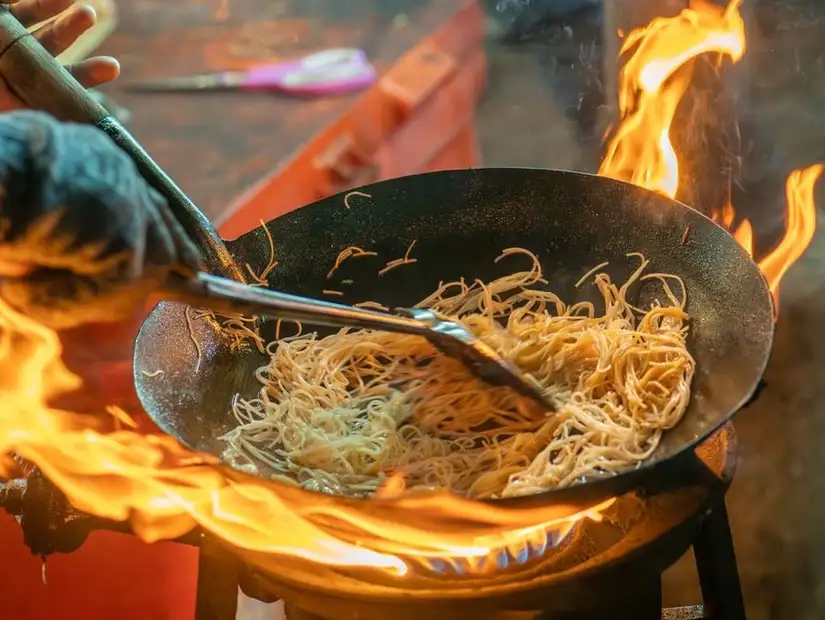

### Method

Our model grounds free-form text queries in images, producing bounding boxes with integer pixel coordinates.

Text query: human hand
[0,0,120,112]
[0,111,201,329]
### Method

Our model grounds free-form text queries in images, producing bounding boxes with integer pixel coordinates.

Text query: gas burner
[384,494,640,581]
[419,523,574,577]
[185,424,744,620]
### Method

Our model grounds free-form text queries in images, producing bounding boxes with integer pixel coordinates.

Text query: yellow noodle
[378,240,418,276]
[184,306,203,372]
[244,220,278,286]
[327,246,378,279]
[193,309,265,353]
[354,301,391,312]
[378,258,418,276]
[575,261,610,288]
[343,191,372,209]
[189,221,277,355]
[105,406,139,430]
[275,320,303,341]
[221,250,694,500]
[323,290,345,297]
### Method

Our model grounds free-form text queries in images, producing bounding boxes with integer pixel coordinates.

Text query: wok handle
[166,272,435,336]
[0,7,244,281]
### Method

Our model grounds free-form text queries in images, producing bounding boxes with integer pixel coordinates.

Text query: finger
[32,3,94,56]
[7,0,74,28]
[66,56,120,89]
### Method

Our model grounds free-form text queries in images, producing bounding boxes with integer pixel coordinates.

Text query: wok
[134,168,775,509]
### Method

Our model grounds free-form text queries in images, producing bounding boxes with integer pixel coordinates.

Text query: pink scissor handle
[240,48,376,95]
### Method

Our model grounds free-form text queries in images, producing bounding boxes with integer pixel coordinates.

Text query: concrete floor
[475,1,825,618]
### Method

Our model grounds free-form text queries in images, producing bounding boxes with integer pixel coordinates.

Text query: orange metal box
[219,1,486,238]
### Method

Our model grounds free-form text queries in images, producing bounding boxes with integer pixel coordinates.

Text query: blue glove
[0,111,201,328]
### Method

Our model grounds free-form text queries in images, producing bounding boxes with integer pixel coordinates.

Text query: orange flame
[0,298,617,575]
[600,0,746,199]
[759,165,823,306]
[713,166,822,311]
[601,0,821,312]
[712,200,754,257]
[733,218,754,258]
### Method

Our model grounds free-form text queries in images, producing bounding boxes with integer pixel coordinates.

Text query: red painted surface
[0,511,198,620]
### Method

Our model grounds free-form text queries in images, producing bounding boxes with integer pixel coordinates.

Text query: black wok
[133,168,774,510]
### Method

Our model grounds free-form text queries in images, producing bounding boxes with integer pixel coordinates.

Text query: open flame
[760,165,824,306]
[600,0,747,197]
[0,296,618,575]
[600,0,822,311]
[715,166,823,310]
[0,0,822,582]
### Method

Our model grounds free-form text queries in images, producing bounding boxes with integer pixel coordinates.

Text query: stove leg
[195,534,241,620]
[693,501,747,620]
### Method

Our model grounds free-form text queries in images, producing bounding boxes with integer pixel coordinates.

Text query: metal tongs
[165,272,554,411]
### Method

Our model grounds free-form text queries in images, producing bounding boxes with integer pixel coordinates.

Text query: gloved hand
[0,111,201,329]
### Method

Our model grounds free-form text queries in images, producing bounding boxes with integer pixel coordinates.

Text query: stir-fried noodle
[220,249,694,499]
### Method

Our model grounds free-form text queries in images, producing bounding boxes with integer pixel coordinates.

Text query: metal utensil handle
[168,272,434,336]
[0,7,242,281]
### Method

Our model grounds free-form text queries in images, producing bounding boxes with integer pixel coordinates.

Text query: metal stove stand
[195,498,747,620]
[562,501,747,620]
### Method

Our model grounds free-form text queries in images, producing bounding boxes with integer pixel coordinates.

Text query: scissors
[126,48,376,96]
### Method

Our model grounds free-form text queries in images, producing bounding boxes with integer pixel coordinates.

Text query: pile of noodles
[219,249,694,499]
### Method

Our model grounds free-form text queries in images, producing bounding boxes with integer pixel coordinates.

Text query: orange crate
[423,124,482,173]
[218,0,487,239]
